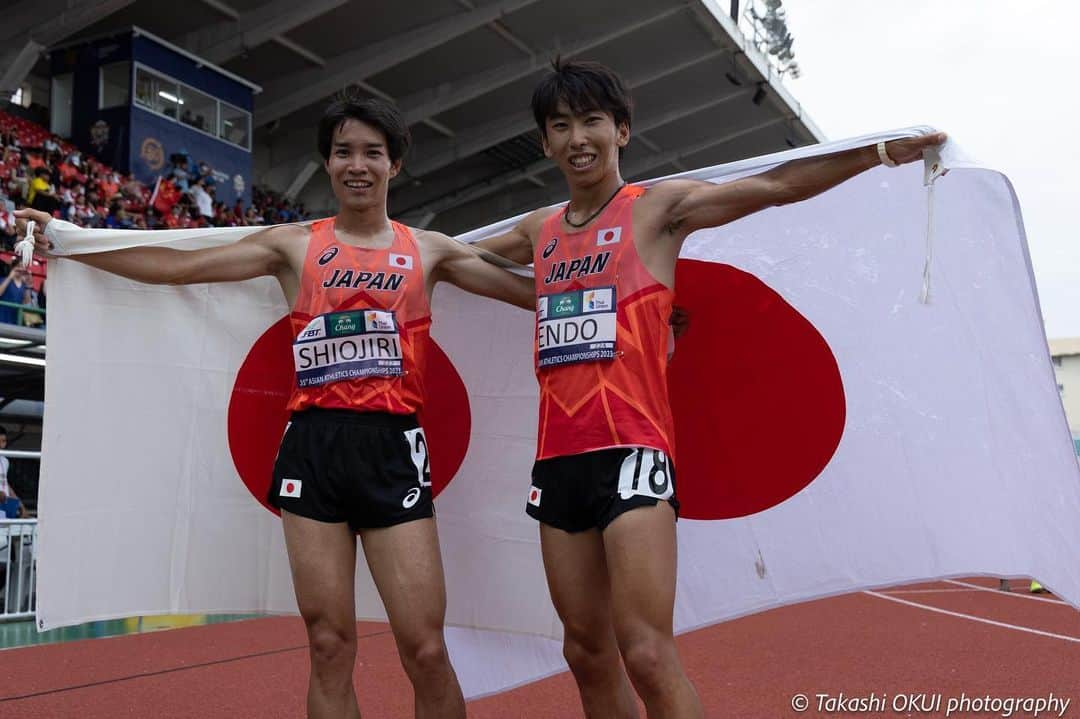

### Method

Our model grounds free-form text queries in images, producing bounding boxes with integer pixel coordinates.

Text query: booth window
[99,62,131,109]
[134,66,180,118]
[178,84,218,136]
[220,103,251,150]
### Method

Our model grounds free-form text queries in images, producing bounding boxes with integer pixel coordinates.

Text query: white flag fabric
[35,128,1080,698]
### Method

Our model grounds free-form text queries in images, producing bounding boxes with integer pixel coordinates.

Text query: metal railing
[0,299,45,327]
[0,519,36,620]
[2,448,39,621]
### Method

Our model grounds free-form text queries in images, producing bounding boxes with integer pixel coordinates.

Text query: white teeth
[569,154,596,168]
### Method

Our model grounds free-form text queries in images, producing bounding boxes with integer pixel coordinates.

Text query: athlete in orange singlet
[18,92,533,719]
[479,60,945,718]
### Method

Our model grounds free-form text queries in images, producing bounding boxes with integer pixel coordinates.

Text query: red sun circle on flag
[395,256,407,266]
[227,317,471,514]
[668,260,846,520]
[529,488,539,502]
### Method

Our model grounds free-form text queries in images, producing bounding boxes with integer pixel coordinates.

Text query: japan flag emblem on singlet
[596,227,621,246]
[389,253,413,270]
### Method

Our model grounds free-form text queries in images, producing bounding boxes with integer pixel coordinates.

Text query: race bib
[293,309,403,387]
[537,286,617,368]
[617,448,674,501]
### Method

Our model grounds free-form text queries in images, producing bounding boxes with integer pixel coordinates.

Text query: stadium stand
[0,109,309,327]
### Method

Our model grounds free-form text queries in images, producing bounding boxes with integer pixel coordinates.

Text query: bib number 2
[404,428,431,488]
[617,448,673,501]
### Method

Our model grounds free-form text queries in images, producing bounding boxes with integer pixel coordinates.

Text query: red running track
[0,578,1076,718]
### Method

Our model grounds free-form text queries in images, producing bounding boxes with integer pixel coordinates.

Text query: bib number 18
[618,448,673,501]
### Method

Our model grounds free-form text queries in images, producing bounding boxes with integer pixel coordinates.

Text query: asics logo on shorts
[402,486,422,509]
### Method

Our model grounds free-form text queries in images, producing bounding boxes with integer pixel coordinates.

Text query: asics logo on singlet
[321,269,404,291]
[318,247,339,265]
[542,237,558,259]
[542,251,611,285]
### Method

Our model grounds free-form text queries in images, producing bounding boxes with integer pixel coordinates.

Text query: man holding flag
[477,59,946,718]
[18,91,533,719]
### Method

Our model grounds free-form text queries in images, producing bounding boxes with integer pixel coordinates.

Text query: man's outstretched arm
[471,208,551,265]
[428,232,535,311]
[649,133,947,241]
[15,208,292,285]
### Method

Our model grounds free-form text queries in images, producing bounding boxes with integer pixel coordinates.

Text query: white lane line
[863,591,1080,644]
[881,588,980,595]
[943,579,1070,605]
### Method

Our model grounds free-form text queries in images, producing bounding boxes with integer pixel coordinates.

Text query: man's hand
[13,208,54,255]
[882,132,948,165]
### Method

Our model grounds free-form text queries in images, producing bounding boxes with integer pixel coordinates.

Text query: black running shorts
[268,408,432,530]
[526,447,679,532]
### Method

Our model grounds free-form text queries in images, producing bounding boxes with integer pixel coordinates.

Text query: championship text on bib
[536,286,616,368]
[293,309,403,386]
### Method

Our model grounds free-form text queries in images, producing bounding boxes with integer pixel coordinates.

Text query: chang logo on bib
[537,286,617,368]
[293,309,403,386]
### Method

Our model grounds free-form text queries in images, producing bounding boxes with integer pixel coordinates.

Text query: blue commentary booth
[50,27,259,206]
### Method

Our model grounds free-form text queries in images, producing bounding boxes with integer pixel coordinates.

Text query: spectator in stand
[26,167,51,206]
[0,426,24,519]
[197,161,215,188]
[98,171,120,201]
[0,263,31,325]
[104,201,133,230]
[189,177,213,221]
[1,206,16,250]
[170,156,191,191]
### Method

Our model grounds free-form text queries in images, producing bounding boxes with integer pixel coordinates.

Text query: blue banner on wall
[130,107,251,206]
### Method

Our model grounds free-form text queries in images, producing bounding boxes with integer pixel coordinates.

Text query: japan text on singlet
[287,218,431,414]
[533,184,676,460]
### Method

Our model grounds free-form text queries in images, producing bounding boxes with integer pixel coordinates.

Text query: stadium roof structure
[5,0,823,234]
[0,0,825,405]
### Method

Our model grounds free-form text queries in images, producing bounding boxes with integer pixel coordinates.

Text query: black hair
[531,58,633,136]
[317,88,411,165]
[0,425,7,436]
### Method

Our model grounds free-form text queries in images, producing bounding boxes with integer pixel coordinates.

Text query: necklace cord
[564,183,626,229]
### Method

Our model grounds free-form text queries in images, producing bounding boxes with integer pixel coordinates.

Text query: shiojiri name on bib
[293,309,404,386]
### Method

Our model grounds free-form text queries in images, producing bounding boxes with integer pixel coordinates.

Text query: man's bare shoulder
[640,179,706,205]
[247,221,312,248]
[410,227,455,248]
[519,206,559,236]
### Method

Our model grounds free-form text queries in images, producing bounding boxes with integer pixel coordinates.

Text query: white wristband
[876,141,899,168]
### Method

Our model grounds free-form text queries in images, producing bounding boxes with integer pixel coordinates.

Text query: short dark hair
[317,89,411,164]
[531,58,633,136]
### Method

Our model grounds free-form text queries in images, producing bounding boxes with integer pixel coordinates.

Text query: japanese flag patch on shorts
[279,478,302,498]
[527,485,542,507]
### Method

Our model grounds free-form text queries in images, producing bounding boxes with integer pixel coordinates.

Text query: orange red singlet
[533,184,676,460]
[287,218,431,415]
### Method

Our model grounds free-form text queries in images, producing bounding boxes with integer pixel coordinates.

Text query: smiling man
[18,91,533,719]
[477,59,945,718]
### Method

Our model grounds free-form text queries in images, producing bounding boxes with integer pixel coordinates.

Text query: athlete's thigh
[602,502,678,638]
[540,524,614,638]
[282,510,358,624]
[359,517,448,642]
